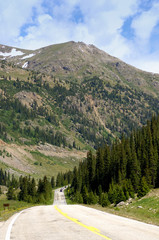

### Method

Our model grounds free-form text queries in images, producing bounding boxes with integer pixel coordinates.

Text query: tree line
[67,114,159,206]
[0,169,53,204]
[0,168,72,204]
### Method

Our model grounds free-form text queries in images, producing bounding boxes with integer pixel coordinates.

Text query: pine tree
[96,148,104,190]
[56,173,62,187]
[43,176,52,201]
[103,144,111,191]
[119,140,127,181]
[98,185,103,205]
[108,181,117,204]
[74,191,83,203]
[71,167,78,192]
[137,176,149,198]
[82,185,88,204]
[19,177,28,201]
[88,191,97,204]
[101,193,110,207]
[115,186,126,204]
[51,176,55,188]
[7,186,16,200]
[30,178,36,199]
[87,151,96,191]
[129,136,140,191]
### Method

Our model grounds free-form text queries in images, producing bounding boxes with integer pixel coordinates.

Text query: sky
[1,0,159,73]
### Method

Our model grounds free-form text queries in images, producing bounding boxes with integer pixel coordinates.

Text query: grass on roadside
[87,198,159,226]
[0,189,55,222]
[65,188,159,226]
[0,196,37,221]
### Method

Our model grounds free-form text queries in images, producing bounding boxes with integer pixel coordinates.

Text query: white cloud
[0,0,43,46]
[131,2,159,42]
[0,0,139,53]
[1,0,159,73]
[129,59,159,73]
[16,0,139,56]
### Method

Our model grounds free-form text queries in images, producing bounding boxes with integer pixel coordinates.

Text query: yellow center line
[54,205,111,240]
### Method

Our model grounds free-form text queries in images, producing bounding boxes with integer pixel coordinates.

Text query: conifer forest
[67,115,159,206]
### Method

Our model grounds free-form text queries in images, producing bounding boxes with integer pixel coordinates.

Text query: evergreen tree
[103,144,111,191]
[87,151,96,191]
[43,176,52,201]
[87,191,97,204]
[96,148,104,190]
[74,191,83,203]
[137,176,149,198]
[29,178,36,199]
[108,181,117,204]
[7,186,16,200]
[56,173,62,187]
[19,177,28,201]
[129,136,140,191]
[82,185,89,204]
[51,176,55,188]
[100,193,110,207]
[115,186,126,204]
[59,114,159,206]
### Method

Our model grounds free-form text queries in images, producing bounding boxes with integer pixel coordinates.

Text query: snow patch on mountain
[21,53,35,59]
[0,48,24,57]
[22,62,28,69]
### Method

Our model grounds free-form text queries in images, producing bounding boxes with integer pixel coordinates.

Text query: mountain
[1,41,159,91]
[1,41,159,176]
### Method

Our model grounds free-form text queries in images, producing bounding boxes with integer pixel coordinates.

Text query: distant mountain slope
[0,41,159,151]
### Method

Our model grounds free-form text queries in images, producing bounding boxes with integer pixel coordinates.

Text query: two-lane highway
[1,188,159,240]
[53,187,67,205]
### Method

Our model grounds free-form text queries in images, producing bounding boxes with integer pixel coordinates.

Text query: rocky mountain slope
[1,41,159,175]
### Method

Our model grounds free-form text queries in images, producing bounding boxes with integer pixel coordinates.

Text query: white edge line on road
[5,210,24,240]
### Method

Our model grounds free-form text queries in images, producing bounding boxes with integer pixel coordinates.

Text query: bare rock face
[14,91,43,109]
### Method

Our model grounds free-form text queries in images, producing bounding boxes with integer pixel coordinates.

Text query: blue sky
[1,0,159,73]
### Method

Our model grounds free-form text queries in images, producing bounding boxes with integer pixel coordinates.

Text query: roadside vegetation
[60,114,159,227]
[64,186,159,225]
[87,189,159,226]
[0,194,37,221]
[0,167,72,221]
[66,115,159,207]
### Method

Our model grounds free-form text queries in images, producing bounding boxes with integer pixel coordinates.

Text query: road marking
[5,210,24,240]
[54,205,111,240]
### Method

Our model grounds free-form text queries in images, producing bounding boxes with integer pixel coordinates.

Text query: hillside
[1,41,159,175]
[68,114,159,210]
[0,140,86,178]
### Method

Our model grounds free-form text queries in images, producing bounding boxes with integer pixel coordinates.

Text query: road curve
[1,189,159,240]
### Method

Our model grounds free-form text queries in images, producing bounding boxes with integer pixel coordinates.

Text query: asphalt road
[1,188,159,240]
[53,187,67,205]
